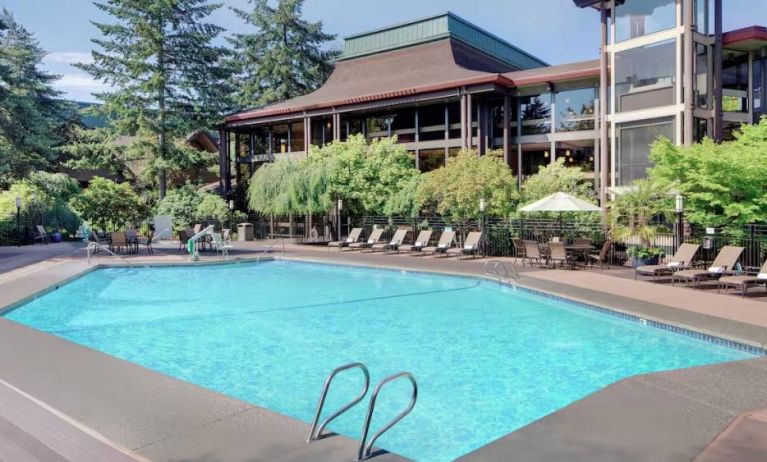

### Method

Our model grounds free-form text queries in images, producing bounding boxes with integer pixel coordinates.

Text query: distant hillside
[75,101,106,129]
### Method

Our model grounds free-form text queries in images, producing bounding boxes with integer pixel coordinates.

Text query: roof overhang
[723,26,767,52]
[572,0,622,9]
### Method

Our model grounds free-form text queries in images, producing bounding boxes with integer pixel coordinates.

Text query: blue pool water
[5,261,754,461]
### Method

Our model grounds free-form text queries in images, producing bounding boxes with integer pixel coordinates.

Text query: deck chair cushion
[758,273,767,280]
[464,244,474,250]
[667,261,682,268]
[367,238,375,244]
[709,266,724,273]
[415,241,423,246]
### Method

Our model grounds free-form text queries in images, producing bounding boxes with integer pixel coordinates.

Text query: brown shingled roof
[226,39,512,122]
[504,59,601,87]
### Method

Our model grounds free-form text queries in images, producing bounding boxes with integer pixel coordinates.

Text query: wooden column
[460,90,468,149]
[304,117,312,153]
[218,128,229,196]
[599,0,610,205]
[502,93,511,165]
[467,93,474,150]
[477,102,486,155]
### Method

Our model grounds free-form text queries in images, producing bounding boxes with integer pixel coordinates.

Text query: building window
[520,144,550,180]
[289,122,305,152]
[615,0,676,43]
[390,108,416,143]
[616,117,675,186]
[520,93,551,136]
[447,102,462,139]
[251,127,269,155]
[418,149,445,172]
[311,117,332,146]
[694,0,715,35]
[555,87,596,132]
[272,124,289,154]
[556,141,595,180]
[722,53,749,113]
[340,115,364,141]
[418,104,447,142]
[615,39,676,113]
[755,58,764,120]
[695,44,709,109]
[366,113,392,140]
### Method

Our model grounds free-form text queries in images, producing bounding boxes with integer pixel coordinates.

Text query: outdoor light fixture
[479,198,486,212]
[228,199,234,211]
[15,196,21,210]
[544,151,549,158]
[566,149,571,157]
[675,193,684,213]
[337,198,343,211]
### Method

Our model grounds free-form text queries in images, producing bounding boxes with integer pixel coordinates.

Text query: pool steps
[307,362,418,461]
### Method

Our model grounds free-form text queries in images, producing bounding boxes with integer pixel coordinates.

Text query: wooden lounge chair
[328,228,363,249]
[349,228,385,251]
[33,225,49,244]
[446,231,483,259]
[422,231,456,257]
[373,229,407,253]
[399,230,432,254]
[718,259,767,297]
[672,246,745,289]
[635,243,700,281]
[588,240,613,269]
[523,240,546,268]
[548,242,575,269]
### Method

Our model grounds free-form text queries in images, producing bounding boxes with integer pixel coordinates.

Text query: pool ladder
[307,362,418,461]
[484,260,520,282]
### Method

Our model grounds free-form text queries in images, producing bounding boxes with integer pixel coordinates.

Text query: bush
[0,173,81,237]
[157,185,243,229]
[69,177,148,231]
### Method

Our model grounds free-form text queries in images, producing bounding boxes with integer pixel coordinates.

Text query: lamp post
[675,193,684,250]
[337,198,343,240]
[15,196,21,247]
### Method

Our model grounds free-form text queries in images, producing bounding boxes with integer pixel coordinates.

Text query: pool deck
[2,240,767,461]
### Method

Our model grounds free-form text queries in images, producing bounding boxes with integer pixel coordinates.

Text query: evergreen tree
[78,0,232,199]
[0,8,76,185]
[228,0,339,108]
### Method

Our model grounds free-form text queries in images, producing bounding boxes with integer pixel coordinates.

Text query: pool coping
[3,253,767,462]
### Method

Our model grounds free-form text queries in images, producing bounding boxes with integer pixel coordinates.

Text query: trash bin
[237,223,254,242]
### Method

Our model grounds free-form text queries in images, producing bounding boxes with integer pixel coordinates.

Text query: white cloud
[44,51,93,65]
[56,73,107,90]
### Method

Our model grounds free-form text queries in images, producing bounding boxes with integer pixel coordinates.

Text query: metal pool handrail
[86,242,133,267]
[356,372,418,461]
[484,260,519,282]
[307,362,370,442]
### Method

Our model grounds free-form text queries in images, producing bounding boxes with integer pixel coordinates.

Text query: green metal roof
[339,12,548,70]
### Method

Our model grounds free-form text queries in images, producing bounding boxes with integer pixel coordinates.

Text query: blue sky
[4,0,767,102]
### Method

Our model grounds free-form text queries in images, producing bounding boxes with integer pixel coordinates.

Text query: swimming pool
[4,260,755,461]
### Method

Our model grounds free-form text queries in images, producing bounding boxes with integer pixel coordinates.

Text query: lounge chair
[328,228,363,249]
[717,259,767,297]
[446,231,483,259]
[548,242,575,269]
[523,240,546,268]
[672,246,745,289]
[399,230,433,254]
[212,232,234,258]
[588,240,613,269]
[635,243,700,281]
[373,229,407,253]
[422,231,456,257]
[33,225,49,244]
[348,228,385,251]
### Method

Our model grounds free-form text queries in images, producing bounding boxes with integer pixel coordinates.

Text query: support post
[683,0,695,146]
[503,93,511,166]
[467,93,474,150]
[713,0,723,141]
[460,90,468,149]
[599,1,610,206]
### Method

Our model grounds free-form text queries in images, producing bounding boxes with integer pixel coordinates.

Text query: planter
[51,232,62,243]
[631,255,659,268]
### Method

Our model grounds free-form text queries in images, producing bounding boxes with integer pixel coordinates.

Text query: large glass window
[311,117,332,146]
[251,127,269,155]
[755,58,764,120]
[722,53,749,113]
[556,141,595,180]
[418,104,446,142]
[520,93,551,136]
[722,54,748,112]
[366,113,391,140]
[616,117,675,185]
[555,87,596,132]
[615,39,676,113]
[695,0,715,35]
[695,44,709,109]
[520,144,551,180]
[289,122,305,152]
[389,108,416,143]
[340,115,364,141]
[447,102,462,139]
[615,0,676,42]
[272,124,289,154]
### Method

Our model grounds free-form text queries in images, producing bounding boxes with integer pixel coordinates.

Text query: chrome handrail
[86,242,133,267]
[356,372,417,461]
[483,260,520,282]
[307,362,370,442]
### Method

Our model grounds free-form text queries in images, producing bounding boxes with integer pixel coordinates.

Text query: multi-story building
[219,1,767,206]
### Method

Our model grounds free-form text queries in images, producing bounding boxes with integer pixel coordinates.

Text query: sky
[3,0,767,102]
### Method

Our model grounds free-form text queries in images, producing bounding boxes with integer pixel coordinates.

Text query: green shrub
[69,177,148,231]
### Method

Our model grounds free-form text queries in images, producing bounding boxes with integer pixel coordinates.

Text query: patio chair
[373,229,407,253]
[634,243,700,281]
[422,230,456,257]
[588,240,613,269]
[573,237,592,247]
[177,230,190,253]
[671,246,745,289]
[212,232,234,258]
[446,231,483,259]
[349,228,385,251]
[548,242,575,269]
[110,232,128,254]
[328,227,363,249]
[138,230,154,254]
[512,238,526,260]
[523,240,546,268]
[400,230,433,254]
[33,225,50,244]
[718,259,767,297]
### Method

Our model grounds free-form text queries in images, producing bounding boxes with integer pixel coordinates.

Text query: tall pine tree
[0,8,76,186]
[78,0,232,199]
[228,0,339,108]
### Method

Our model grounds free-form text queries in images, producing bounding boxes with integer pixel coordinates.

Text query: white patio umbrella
[519,192,602,213]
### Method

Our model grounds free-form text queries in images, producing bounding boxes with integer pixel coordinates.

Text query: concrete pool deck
[1,240,767,461]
